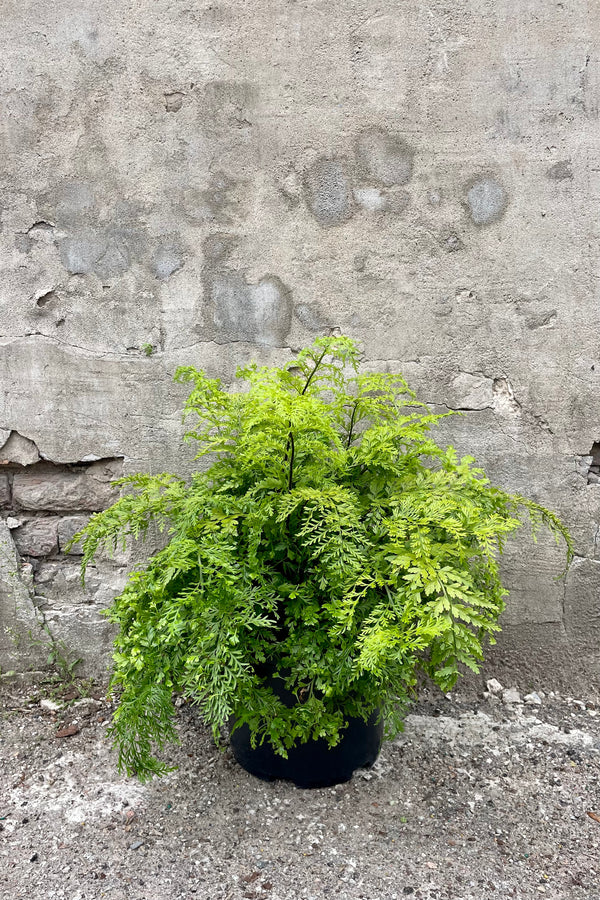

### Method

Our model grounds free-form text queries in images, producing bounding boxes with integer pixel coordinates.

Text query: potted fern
[73,337,572,786]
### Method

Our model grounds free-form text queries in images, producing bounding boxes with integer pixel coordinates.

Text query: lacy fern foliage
[73,337,572,780]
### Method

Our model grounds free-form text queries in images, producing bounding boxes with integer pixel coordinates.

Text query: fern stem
[346,400,359,449]
[287,431,295,492]
[301,349,328,395]
[441,583,460,681]
[284,349,327,491]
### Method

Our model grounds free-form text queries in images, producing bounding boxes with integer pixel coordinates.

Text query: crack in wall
[1,333,157,360]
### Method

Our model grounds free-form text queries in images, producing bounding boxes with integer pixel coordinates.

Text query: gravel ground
[1,682,599,900]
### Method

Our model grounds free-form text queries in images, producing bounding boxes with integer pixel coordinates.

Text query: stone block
[12,460,121,512]
[0,474,10,506]
[13,518,59,557]
[0,521,50,671]
[34,560,86,607]
[57,515,91,555]
[83,566,129,608]
[34,558,127,610]
[444,373,494,411]
[40,604,117,679]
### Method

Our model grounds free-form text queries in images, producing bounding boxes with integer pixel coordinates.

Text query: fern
[71,336,572,779]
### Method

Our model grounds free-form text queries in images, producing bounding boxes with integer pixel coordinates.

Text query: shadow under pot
[229,710,383,789]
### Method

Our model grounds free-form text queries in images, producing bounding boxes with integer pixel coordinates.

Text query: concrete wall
[1,0,598,689]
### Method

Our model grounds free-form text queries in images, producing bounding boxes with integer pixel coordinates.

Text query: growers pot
[229,710,383,788]
[229,663,383,787]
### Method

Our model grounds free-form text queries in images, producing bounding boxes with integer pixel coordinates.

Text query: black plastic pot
[229,711,383,788]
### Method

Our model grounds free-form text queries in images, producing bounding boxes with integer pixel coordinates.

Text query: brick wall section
[0,456,125,676]
[1,459,121,549]
[11,462,120,513]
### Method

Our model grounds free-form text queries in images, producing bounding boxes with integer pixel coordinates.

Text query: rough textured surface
[11,460,121,513]
[0,1,598,680]
[12,519,59,559]
[0,522,49,672]
[0,454,125,678]
[1,685,599,900]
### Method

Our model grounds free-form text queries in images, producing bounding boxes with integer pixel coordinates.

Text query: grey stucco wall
[1,1,598,689]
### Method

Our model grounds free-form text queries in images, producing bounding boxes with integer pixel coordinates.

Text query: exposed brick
[34,559,126,608]
[12,460,121,512]
[13,518,59,557]
[57,515,91,555]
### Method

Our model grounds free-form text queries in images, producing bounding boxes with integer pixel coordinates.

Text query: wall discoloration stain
[202,270,292,347]
[304,158,354,227]
[465,177,508,226]
[546,160,574,181]
[355,129,414,187]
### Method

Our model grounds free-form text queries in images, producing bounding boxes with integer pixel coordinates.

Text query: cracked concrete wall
[0,0,599,688]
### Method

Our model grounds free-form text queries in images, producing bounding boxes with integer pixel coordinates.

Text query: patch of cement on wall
[353,186,410,216]
[466,177,508,226]
[354,187,387,212]
[58,228,108,276]
[355,129,414,186]
[203,271,292,347]
[153,240,185,281]
[203,233,238,264]
[164,91,184,112]
[546,160,573,181]
[36,179,152,283]
[294,302,332,333]
[57,226,147,281]
[303,158,354,227]
[0,431,41,466]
